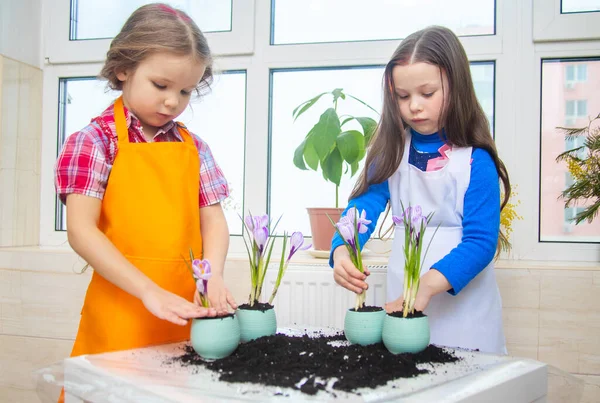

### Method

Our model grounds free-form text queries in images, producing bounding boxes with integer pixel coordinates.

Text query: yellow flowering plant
[498,188,522,254]
[556,114,600,224]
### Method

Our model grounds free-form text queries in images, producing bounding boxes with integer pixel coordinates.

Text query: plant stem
[335,185,339,208]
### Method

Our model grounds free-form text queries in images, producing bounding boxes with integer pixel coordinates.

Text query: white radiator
[263,263,387,329]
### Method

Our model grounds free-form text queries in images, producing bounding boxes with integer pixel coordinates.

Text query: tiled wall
[0,259,599,402]
[0,55,43,247]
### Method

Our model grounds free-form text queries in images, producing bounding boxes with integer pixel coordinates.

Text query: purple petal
[413,205,422,218]
[290,231,304,250]
[244,215,255,231]
[254,226,269,250]
[337,221,355,243]
[392,215,403,226]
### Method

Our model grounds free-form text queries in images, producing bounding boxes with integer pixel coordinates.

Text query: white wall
[0,0,42,68]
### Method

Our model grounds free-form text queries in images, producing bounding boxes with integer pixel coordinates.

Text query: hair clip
[158,4,191,22]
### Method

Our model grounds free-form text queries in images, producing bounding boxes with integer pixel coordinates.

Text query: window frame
[533,0,600,42]
[43,0,255,64]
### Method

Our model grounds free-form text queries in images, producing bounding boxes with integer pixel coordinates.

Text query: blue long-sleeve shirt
[330,130,500,295]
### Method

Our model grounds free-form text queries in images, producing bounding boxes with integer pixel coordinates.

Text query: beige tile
[506,344,538,360]
[0,334,73,389]
[539,344,580,373]
[540,270,598,311]
[503,307,539,346]
[547,366,586,403]
[575,375,600,403]
[593,272,600,286]
[497,269,541,309]
[580,354,600,375]
[0,269,21,303]
[0,387,41,403]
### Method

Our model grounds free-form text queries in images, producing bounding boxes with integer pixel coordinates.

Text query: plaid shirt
[55,102,229,207]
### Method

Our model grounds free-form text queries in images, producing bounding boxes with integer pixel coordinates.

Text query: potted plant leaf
[382,205,439,354]
[184,252,240,360]
[293,88,378,251]
[236,213,310,342]
[556,113,600,224]
[331,208,385,346]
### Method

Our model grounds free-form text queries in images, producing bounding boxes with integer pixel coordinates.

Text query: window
[54,71,247,236]
[540,58,600,242]
[271,0,495,45]
[565,99,588,126]
[565,64,588,85]
[45,0,254,63]
[70,0,233,40]
[564,207,586,233]
[269,63,495,236]
[561,0,600,13]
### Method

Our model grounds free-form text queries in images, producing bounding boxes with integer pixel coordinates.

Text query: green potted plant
[556,113,600,224]
[292,88,378,251]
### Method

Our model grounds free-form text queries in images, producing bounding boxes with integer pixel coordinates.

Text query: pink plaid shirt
[55,102,229,207]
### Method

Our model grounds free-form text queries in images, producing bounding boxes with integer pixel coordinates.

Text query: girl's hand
[207,274,237,316]
[141,283,217,325]
[332,246,370,294]
[384,280,437,314]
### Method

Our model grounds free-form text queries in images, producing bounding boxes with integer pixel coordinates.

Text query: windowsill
[1,245,600,273]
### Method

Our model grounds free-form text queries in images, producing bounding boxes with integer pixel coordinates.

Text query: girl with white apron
[387,131,506,354]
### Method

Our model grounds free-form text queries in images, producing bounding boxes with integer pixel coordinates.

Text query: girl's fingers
[334,272,364,294]
[226,291,237,310]
[165,311,188,326]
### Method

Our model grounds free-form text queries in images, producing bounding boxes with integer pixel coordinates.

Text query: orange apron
[70,97,201,357]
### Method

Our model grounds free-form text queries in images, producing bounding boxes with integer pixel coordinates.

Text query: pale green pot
[236,307,277,342]
[190,315,240,360]
[382,314,430,354]
[344,308,386,346]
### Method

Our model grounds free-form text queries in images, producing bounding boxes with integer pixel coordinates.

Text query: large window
[269,63,495,235]
[539,58,600,242]
[271,0,496,45]
[54,71,246,235]
[561,0,600,13]
[70,0,233,40]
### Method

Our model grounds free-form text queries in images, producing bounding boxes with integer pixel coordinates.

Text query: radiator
[263,263,388,329]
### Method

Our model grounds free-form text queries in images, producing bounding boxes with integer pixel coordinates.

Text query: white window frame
[43,0,255,64]
[39,0,600,262]
[533,0,600,42]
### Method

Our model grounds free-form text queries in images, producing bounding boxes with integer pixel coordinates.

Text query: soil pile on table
[173,332,459,396]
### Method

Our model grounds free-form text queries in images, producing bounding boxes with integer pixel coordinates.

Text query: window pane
[56,71,246,235]
[577,64,588,81]
[561,0,600,13]
[566,65,575,81]
[272,0,495,45]
[269,63,495,237]
[71,0,232,40]
[540,58,600,242]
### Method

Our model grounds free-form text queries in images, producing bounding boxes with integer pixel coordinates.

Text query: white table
[48,328,548,402]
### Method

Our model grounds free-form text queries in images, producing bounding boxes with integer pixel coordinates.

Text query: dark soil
[172,331,459,396]
[387,310,426,318]
[238,302,273,312]
[350,305,383,313]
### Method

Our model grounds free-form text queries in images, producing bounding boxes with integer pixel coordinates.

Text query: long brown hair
[99,3,213,96]
[352,26,511,253]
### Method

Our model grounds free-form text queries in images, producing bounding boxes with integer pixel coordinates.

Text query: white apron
[387,132,506,354]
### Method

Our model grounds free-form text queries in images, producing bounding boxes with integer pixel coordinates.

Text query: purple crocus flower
[245,214,269,232]
[336,220,357,252]
[287,231,311,261]
[346,207,372,234]
[192,259,212,296]
[253,226,269,255]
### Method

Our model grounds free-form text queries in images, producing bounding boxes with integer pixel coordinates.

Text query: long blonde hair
[99,3,213,96]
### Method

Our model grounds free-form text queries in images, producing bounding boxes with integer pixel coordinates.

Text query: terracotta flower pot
[307,207,345,251]
[190,315,240,359]
[343,307,385,346]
